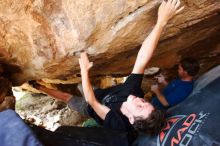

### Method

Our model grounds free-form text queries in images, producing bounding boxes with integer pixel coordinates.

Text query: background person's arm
[155,73,169,87]
[37,86,72,103]
[29,81,73,103]
[151,85,169,107]
[132,0,184,74]
[79,52,110,120]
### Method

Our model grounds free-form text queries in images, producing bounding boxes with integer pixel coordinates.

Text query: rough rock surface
[15,89,83,131]
[0,0,220,85]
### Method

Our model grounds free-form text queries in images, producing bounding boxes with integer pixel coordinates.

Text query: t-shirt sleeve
[123,74,144,97]
[124,74,143,88]
[104,110,128,131]
[166,85,193,106]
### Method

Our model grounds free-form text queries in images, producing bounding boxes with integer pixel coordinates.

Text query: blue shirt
[151,79,193,110]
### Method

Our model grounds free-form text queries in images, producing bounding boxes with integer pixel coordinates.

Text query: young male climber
[32,0,184,143]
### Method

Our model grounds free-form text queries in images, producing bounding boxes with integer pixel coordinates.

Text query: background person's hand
[151,84,159,93]
[155,73,166,84]
[157,0,184,25]
[78,52,93,75]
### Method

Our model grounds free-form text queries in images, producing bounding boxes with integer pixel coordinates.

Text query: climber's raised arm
[79,52,110,120]
[132,0,184,74]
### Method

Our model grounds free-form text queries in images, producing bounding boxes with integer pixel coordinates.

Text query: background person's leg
[30,82,72,103]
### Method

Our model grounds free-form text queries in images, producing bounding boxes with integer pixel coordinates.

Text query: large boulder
[0,0,220,85]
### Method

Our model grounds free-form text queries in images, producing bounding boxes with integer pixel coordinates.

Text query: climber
[77,0,184,139]
[31,0,184,143]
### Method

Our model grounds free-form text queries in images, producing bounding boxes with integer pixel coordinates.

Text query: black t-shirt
[87,74,144,143]
[95,74,144,109]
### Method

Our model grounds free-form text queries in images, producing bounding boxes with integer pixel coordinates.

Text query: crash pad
[133,65,220,146]
[0,109,43,146]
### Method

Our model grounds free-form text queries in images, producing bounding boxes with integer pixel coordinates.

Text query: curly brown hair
[133,109,166,135]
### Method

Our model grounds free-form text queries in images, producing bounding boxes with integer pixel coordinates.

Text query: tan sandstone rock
[0,0,219,85]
